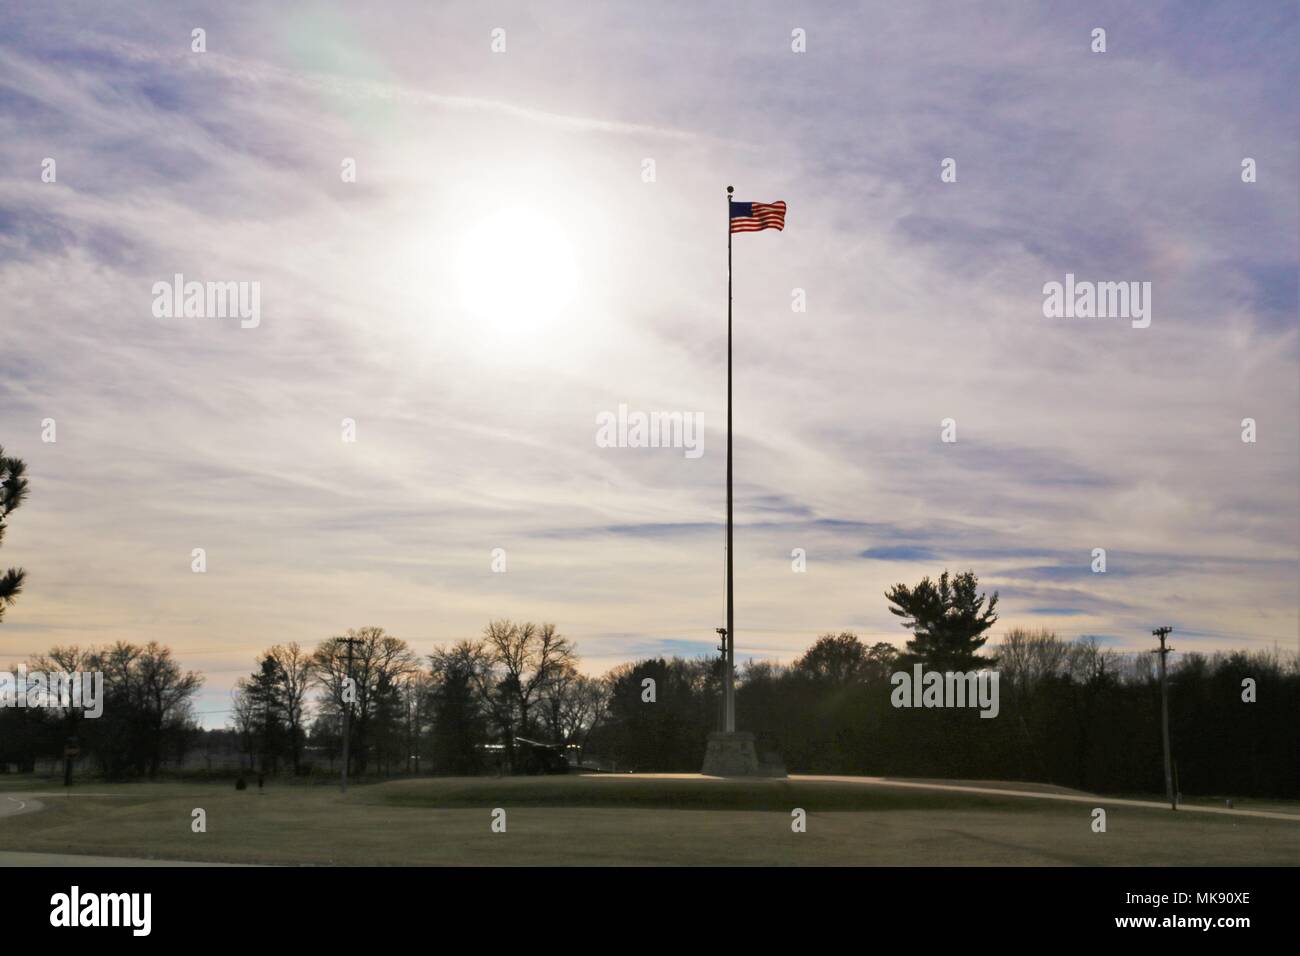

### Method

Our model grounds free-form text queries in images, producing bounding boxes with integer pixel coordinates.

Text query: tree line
[2,568,1296,798]
[0,642,202,777]
[223,620,605,777]
[0,619,604,780]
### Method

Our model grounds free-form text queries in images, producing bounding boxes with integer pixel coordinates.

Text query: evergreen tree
[240,656,289,773]
[0,447,29,620]
[428,641,489,773]
[885,570,998,670]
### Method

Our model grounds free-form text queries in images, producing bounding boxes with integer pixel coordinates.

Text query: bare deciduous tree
[269,642,313,773]
[539,664,608,750]
[480,620,576,750]
[311,627,417,776]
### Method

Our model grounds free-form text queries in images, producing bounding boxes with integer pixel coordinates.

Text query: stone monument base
[701,731,785,777]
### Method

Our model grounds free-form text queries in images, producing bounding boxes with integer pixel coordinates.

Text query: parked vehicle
[480,737,571,775]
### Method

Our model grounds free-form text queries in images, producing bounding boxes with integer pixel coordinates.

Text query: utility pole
[260,661,271,779]
[339,636,362,793]
[405,675,414,776]
[261,684,268,778]
[1151,626,1175,810]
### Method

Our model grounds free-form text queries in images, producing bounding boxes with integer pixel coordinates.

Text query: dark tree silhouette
[428,640,490,774]
[236,656,289,774]
[486,621,575,737]
[885,570,998,670]
[311,627,417,777]
[0,446,29,620]
[594,657,716,771]
[794,632,897,684]
[267,642,312,774]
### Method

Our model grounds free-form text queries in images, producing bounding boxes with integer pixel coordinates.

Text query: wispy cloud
[1,2,1296,725]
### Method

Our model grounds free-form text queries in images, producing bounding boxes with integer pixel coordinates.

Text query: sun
[457,208,579,340]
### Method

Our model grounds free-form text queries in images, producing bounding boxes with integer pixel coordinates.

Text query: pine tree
[240,656,289,773]
[0,447,29,621]
[885,570,998,670]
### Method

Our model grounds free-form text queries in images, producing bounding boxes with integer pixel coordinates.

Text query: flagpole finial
[726,185,733,194]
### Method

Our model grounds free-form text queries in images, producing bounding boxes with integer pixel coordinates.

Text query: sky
[1,1,1296,728]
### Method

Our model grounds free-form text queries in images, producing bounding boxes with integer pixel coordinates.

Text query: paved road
[0,851,245,867]
[0,795,43,819]
[794,775,1300,821]
[620,773,1300,822]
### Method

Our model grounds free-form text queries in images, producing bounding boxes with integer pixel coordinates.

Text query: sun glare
[457,209,579,339]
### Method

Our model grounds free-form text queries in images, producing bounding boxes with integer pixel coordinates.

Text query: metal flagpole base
[701,731,781,777]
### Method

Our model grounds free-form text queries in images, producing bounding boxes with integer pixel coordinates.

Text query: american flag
[729,200,786,234]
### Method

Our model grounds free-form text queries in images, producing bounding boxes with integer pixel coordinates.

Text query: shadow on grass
[365,775,1076,814]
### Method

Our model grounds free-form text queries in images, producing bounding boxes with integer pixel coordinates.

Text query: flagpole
[724,185,735,734]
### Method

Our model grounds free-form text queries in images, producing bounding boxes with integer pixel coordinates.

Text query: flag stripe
[729,200,786,234]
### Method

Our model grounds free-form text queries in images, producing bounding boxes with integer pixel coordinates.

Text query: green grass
[373,774,1072,812]
[0,775,1296,866]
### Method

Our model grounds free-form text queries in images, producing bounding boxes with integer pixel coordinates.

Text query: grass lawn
[0,774,1296,866]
